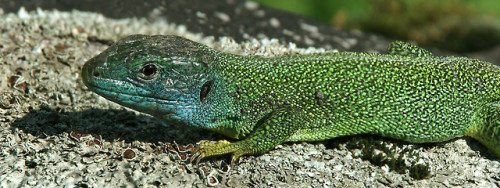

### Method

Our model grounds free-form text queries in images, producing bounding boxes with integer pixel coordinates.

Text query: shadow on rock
[10,105,217,145]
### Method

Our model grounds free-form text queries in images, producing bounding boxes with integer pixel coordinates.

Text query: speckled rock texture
[0,1,499,187]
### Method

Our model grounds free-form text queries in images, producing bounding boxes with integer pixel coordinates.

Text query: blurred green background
[251,0,500,52]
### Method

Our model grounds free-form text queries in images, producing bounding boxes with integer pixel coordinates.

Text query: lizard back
[209,51,500,142]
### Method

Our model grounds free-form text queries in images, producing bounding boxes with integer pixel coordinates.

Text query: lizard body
[82,35,500,164]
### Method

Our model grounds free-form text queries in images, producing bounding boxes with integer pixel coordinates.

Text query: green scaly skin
[82,35,500,165]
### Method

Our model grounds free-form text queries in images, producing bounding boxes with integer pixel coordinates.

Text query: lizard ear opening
[200,80,213,103]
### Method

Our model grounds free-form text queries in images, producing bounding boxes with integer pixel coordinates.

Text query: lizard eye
[141,64,157,77]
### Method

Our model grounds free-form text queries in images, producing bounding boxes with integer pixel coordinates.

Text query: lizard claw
[189,140,245,167]
[190,143,210,165]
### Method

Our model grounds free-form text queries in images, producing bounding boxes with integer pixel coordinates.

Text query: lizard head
[82,35,218,126]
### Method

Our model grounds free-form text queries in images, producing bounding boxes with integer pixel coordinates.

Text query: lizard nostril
[92,69,100,77]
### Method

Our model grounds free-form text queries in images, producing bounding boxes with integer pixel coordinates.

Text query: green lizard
[81,35,500,165]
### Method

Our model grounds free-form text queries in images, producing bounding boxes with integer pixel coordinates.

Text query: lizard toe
[191,139,249,166]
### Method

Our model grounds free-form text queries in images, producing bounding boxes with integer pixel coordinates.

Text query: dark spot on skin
[200,80,213,103]
[317,99,323,105]
[233,92,239,97]
[315,91,325,105]
[226,116,239,121]
[241,109,247,114]
[315,91,324,99]
[249,101,255,107]
[237,87,243,94]
[268,99,274,106]
[277,103,284,108]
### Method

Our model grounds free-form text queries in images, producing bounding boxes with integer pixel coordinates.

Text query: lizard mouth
[85,79,159,103]
[85,78,203,126]
[82,64,182,117]
[82,61,166,104]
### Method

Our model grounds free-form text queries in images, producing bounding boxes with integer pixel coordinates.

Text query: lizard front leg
[467,102,500,157]
[192,107,304,166]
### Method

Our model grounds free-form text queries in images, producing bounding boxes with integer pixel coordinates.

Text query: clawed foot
[190,139,249,168]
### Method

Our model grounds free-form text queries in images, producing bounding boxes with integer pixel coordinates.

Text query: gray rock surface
[0,1,499,187]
